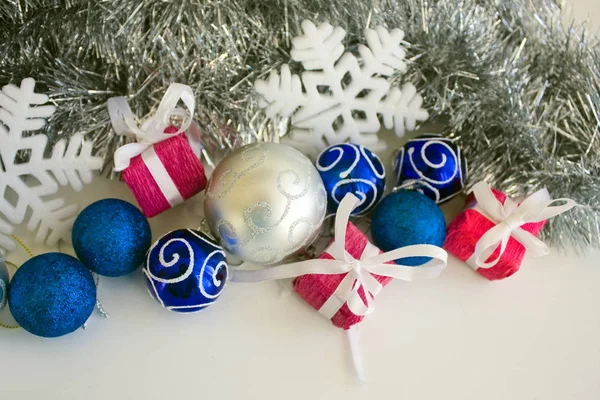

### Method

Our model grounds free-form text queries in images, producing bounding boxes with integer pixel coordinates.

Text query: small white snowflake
[255,20,429,154]
[0,78,103,254]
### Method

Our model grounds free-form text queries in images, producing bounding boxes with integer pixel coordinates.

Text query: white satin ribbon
[108,83,197,172]
[467,181,577,270]
[231,192,448,381]
[231,193,448,317]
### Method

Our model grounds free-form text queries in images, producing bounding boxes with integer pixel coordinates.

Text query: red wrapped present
[293,222,391,330]
[444,181,576,280]
[108,83,207,218]
[231,193,448,381]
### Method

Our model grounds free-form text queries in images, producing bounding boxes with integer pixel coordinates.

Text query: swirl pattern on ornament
[144,229,228,312]
[316,143,385,215]
[393,135,466,203]
[204,143,327,264]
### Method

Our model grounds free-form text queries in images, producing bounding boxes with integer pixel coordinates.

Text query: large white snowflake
[0,78,103,254]
[255,20,429,154]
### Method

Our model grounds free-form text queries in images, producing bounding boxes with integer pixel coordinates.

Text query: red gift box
[294,222,395,330]
[122,126,207,218]
[108,83,207,218]
[444,188,546,280]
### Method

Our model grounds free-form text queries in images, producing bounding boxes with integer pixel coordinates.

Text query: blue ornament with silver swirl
[393,134,467,203]
[0,258,9,311]
[316,143,386,216]
[144,229,228,313]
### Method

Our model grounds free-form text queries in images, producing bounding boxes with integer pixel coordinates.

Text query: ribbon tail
[229,259,350,283]
[329,193,361,260]
[347,326,367,383]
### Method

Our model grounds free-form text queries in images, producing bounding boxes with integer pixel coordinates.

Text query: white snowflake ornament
[0,78,103,254]
[255,20,429,154]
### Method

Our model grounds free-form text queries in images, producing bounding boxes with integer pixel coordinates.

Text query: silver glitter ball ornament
[204,142,327,265]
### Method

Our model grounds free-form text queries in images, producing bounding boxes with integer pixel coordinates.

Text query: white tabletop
[2,1,600,399]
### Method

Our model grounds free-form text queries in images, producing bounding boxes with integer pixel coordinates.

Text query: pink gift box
[294,222,395,330]
[444,188,547,280]
[122,126,207,218]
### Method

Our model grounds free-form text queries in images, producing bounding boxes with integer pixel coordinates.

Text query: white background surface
[2,2,600,399]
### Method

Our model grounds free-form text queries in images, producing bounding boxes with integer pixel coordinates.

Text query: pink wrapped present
[444,181,576,280]
[231,193,448,380]
[108,83,206,218]
[293,222,395,330]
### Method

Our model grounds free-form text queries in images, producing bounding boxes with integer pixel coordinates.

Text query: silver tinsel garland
[1,0,599,250]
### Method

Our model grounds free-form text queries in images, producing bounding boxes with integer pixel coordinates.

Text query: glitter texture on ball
[371,190,447,266]
[73,199,152,277]
[8,253,96,338]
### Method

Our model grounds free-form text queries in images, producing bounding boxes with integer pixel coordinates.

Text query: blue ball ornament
[144,229,228,313]
[316,143,385,215]
[393,134,467,203]
[73,199,152,277]
[0,258,9,310]
[371,190,447,266]
[8,253,96,338]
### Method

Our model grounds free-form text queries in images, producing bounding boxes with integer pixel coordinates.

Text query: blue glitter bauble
[316,143,385,215]
[8,253,96,338]
[393,134,467,203]
[371,190,446,266]
[144,229,228,313]
[73,199,152,277]
[0,258,9,310]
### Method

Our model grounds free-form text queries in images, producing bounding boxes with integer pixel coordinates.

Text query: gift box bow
[108,83,201,172]
[468,181,577,270]
[231,192,448,318]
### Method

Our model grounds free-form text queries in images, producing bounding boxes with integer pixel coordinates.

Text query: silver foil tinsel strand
[1,0,599,250]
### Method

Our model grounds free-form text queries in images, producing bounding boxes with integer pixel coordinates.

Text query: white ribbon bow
[108,83,199,172]
[231,193,448,317]
[469,181,577,270]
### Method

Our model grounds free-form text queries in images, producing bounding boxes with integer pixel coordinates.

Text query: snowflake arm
[360,27,407,76]
[290,20,346,71]
[0,78,56,159]
[255,65,307,118]
[254,20,429,153]
[381,83,430,137]
[0,78,102,253]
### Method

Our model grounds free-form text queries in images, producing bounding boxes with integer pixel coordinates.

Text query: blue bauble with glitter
[0,258,9,310]
[73,199,152,277]
[316,143,385,215]
[371,190,446,266]
[9,253,96,338]
[393,134,467,203]
[144,229,228,313]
